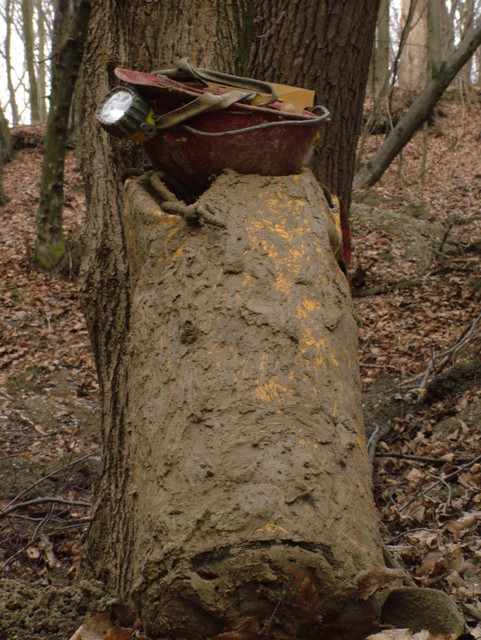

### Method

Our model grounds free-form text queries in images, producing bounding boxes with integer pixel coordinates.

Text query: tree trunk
[5,0,20,126]
[353,22,481,189]
[247,0,380,209]
[34,0,91,272]
[0,106,11,206]
[22,0,40,123]
[368,0,391,97]
[78,2,388,637]
[376,0,391,93]
[0,105,13,163]
[398,0,428,89]
[36,0,48,121]
[427,0,443,78]
[89,170,385,638]
[458,0,475,85]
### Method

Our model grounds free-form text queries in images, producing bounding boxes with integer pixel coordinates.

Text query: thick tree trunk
[78,0,260,602]
[79,2,387,637]
[248,0,380,209]
[34,0,91,271]
[353,23,481,190]
[81,169,385,639]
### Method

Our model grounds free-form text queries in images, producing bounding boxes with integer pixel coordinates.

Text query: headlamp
[96,86,156,140]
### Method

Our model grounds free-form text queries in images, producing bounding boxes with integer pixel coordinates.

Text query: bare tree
[34,0,91,271]
[22,0,40,122]
[2,0,20,125]
[354,22,481,189]
[398,0,429,89]
[368,0,391,96]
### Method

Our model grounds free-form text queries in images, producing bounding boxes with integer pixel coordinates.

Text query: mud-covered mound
[0,579,110,640]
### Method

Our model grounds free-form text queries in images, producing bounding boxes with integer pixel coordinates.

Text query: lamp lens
[101,91,134,123]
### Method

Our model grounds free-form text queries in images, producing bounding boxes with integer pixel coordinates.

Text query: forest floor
[0,90,480,639]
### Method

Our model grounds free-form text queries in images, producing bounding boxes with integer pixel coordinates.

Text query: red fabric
[339,198,351,266]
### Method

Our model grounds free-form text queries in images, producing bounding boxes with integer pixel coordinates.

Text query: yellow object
[130,109,156,142]
[206,81,315,115]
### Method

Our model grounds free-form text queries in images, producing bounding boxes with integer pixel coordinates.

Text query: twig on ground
[375,452,460,464]
[398,452,481,512]
[368,421,394,465]
[1,496,91,516]
[418,308,481,392]
[2,450,100,512]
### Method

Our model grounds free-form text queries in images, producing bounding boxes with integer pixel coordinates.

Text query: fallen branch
[368,421,394,465]
[1,496,91,517]
[418,308,481,392]
[399,452,481,512]
[375,452,461,465]
[2,450,100,512]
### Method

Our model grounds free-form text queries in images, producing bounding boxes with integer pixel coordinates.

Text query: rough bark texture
[81,169,384,638]
[79,2,384,637]
[79,0,259,595]
[248,0,380,208]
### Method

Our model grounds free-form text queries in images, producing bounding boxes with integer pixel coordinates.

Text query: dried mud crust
[77,169,386,638]
[0,579,110,640]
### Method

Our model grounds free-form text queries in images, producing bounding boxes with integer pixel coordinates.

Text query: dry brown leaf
[357,568,406,600]
[104,626,133,640]
[209,616,260,640]
[416,551,445,577]
[444,513,478,538]
[68,613,112,640]
[290,571,324,625]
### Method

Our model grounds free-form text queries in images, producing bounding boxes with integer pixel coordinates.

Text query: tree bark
[367,0,391,97]
[78,2,387,637]
[22,0,40,123]
[34,0,91,271]
[248,0,380,209]
[0,105,12,205]
[36,0,48,121]
[398,0,428,89]
[427,0,443,78]
[353,23,481,190]
[0,105,13,163]
[4,0,20,125]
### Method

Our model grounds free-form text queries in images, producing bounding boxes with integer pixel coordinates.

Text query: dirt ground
[1,92,481,638]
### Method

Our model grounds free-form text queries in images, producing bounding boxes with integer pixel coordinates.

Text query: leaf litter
[1,92,481,638]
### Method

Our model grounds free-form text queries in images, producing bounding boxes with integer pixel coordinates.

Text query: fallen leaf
[358,568,406,600]
[444,514,478,538]
[104,626,133,640]
[69,613,112,640]
[209,616,260,639]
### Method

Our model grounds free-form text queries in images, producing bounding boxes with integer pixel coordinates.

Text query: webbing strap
[154,89,254,131]
[153,57,278,107]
